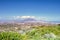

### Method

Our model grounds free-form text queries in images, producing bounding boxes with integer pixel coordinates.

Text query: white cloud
[13,16,20,19]
[20,16,36,19]
[0,16,59,21]
[10,16,36,20]
[7,16,49,21]
[4,16,36,20]
[4,16,21,20]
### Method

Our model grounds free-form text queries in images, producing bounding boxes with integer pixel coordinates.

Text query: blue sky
[0,0,60,21]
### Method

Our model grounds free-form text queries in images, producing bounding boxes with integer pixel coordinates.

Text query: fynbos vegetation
[0,23,60,40]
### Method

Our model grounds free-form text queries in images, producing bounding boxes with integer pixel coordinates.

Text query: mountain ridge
[0,18,60,24]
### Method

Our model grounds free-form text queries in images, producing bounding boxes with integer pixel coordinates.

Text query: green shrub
[0,32,22,40]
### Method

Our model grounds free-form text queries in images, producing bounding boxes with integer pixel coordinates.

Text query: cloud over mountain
[20,16,35,19]
[0,16,59,21]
